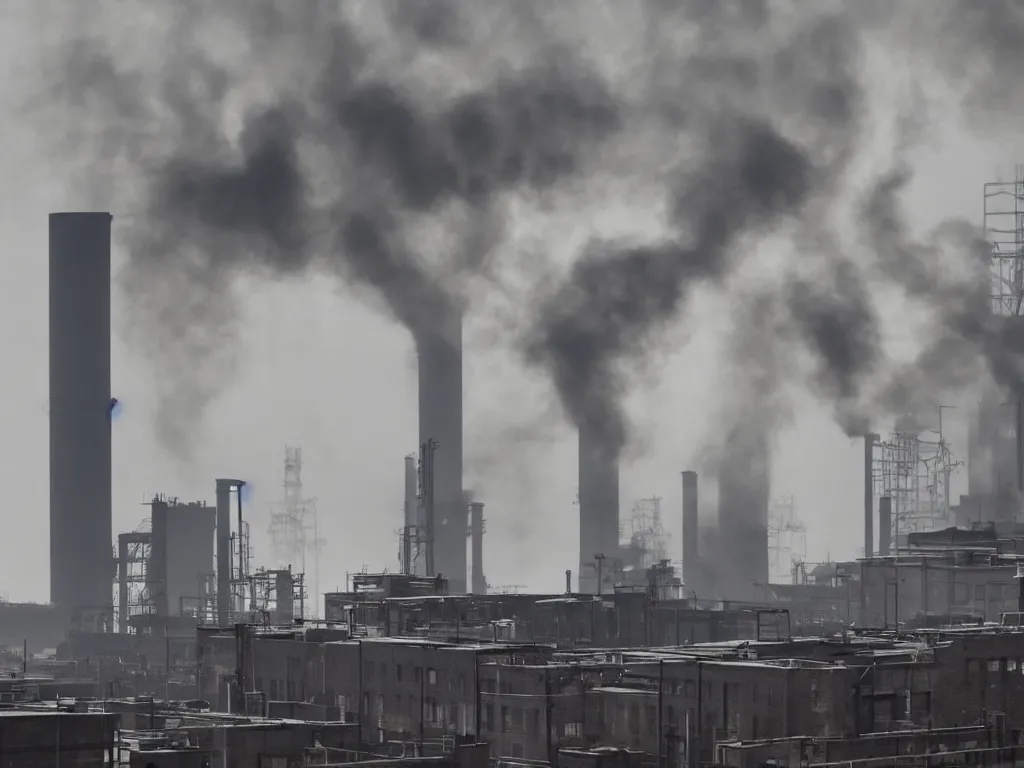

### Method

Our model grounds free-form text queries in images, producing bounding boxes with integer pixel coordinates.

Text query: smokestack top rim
[49,212,113,220]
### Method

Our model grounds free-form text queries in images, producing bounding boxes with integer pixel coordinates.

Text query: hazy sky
[0,2,1022,607]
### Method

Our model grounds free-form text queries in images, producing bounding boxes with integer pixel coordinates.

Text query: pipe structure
[878,496,892,556]
[49,212,114,611]
[416,310,464,591]
[864,434,877,558]
[215,479,243,626]
[681,471,699,590]
[469,501,486,594]
[403,455,418,575]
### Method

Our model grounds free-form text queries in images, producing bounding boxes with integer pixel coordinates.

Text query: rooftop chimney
[49,212,114,611]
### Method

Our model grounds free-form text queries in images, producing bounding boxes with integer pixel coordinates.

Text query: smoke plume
[37,0,1024,469]
[40,1,623,457]
[525,6,865,457]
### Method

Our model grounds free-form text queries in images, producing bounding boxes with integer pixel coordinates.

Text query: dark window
[397,665,403,682]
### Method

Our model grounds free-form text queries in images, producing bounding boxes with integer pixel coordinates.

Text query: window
[502,705,510,732]
[527,708,540,736]
[988,659,1001,673]
[954,582,969,604]
[414,667,422,684]
[646,704,657,736]
[270,680,279,700]
[397,665,403,682]
[363,661,374,680]
[1009,659,1018,672]
[428,668,437,685]
[684,680,696,698]
[564,722,582,738]
[459,674,466,694]
[484,704,494,731]
[667,705,675,728]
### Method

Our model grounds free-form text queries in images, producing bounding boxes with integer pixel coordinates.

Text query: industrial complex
[3,166,1024,766]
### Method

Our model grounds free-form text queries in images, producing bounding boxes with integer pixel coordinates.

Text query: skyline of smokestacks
[49,212,114,612]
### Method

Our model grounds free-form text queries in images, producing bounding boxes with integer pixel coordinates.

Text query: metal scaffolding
[114,524,153,633]
[267,446,324,617]
[768,496,806,583]
[623,497,670,571]
[872,412,962,543]
[983,165,1024,317]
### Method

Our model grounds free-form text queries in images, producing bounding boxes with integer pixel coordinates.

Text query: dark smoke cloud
[37,0,1024,473]
[40,1,622,457]
[525,6,863,457]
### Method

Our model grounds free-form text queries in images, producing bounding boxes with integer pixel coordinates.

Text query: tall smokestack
[469,501,486,594]
[215,478,241,625]
[682,471,699,590]
[578,424,620,595]
[49,212,113,611]
[416,311,465,592]
[402,455,417,575]
[717,424,770,600]
[864,434,877,558]
[878,495,892,556]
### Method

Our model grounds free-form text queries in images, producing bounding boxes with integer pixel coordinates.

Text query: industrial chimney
[215,478,244,625]
[864,434,877,558]
[402,455,418,575]
[578,424,620,595]
[878,496,892,556]
[416,309,465,592]
[682,471,699,589]
[469,501,486,594]
[49,212,114,612]
[717,423,770,601]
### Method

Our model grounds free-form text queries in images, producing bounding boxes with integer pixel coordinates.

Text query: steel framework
[768,496,806,583]
[267,446,324,617]
[872,411,962,544]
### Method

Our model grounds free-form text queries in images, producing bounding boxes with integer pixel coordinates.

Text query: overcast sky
[0,1,1022,607]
